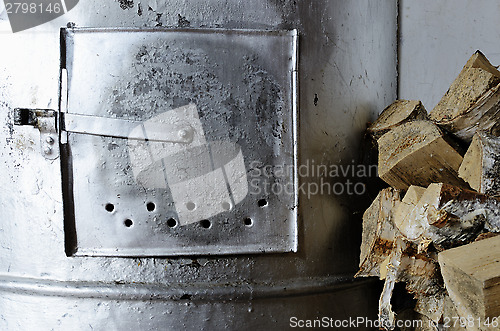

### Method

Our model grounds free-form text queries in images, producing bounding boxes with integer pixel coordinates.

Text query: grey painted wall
[399,0,500,110]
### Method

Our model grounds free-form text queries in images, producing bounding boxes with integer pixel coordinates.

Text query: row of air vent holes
[104,199,269,229]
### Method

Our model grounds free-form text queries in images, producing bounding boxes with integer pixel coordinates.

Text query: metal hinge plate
[13,108,59,160]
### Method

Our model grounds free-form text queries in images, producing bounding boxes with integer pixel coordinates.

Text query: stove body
[0,1,397,329]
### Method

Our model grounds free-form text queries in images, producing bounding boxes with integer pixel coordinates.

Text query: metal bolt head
[43,147,52,155]
[46,136,54,145]
[178,129,189,139]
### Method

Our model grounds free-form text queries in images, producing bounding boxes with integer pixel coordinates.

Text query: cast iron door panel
[61,27,298,256]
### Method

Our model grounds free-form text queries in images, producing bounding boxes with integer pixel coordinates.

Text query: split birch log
[377,239,445,325]
[439,235,500,330]
[429,51,500,142]
[393,185,444,307]
[394,186,447,324]
[378,237,444,329]
[400,251,445,324]
[356,187,401,278]
[356,188,443,328]
[393,185,427,241]
[376,186,446,326]
[379,236,405,330]
[423,183,500,238]
[394,183,497,249]
[368,100,428,140]
[355,187,403,330]
[360,186,462,327]
[378,120,466,190]
[374,183,500,330]
[459,131,500,196]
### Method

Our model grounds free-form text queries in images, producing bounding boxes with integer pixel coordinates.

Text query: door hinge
[13,108,59,160]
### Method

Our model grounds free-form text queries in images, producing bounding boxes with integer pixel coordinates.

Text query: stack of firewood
[358,51,500,330]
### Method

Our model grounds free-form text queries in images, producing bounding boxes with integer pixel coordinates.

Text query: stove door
[60,27,298,256]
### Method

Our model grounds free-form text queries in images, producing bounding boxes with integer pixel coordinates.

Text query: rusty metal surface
[0,0,397,329]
